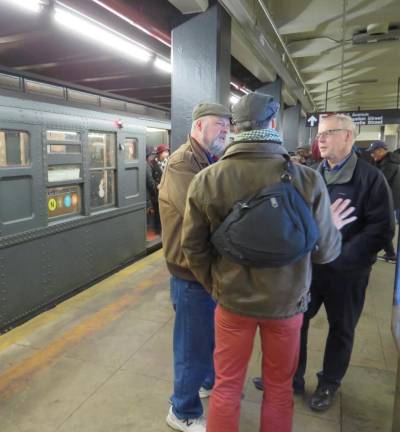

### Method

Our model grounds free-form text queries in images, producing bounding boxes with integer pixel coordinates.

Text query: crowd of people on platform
[156,92,397,432]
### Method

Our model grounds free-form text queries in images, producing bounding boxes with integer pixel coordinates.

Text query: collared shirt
[322,150,353,172]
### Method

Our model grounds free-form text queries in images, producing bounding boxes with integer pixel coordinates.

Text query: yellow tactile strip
[0,250,166,400]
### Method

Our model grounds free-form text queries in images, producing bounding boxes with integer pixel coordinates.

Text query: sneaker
[377,254,397,264]
[166,406,206,432]
[198,386,212,399]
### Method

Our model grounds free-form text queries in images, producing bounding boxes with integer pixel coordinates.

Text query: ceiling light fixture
[230,94,240,105]
[230,81,250,95]
[154,58,172,73]
[2,0,43,13]
[54,6,152,63]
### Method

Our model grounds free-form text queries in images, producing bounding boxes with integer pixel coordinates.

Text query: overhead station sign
[306,109,400,127]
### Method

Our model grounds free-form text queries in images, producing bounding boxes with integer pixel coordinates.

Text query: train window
[124,138,138,161]
[48,165,81,182]
[47,144,81,154]
[47,185,81,219]
[68,89,99,106]
[88,132,116,209]
[46,130,81,142]
[101,97,125,111]
[25,80,64,99]
[46,130,81,154]
[89,133,116,169]
[89,170,115,208]
[0,130,30,167]
[0,73,20,90]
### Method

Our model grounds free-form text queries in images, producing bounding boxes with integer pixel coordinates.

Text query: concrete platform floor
[0,249,398,432]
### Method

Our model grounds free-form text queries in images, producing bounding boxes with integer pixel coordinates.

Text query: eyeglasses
[315,129,349,140]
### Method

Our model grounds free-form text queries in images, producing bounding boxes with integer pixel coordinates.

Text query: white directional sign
[306,109,400,127]
[307,115,318,127]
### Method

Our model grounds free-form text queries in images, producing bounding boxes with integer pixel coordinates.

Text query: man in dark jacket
[368,140,400,263]
[294,114,395,412]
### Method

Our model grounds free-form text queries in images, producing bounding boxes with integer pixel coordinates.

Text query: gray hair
[320,114,358,142]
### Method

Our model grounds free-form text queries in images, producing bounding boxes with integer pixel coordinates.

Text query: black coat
[317,158,395,272]
[146,162,157,209]
[377,152,400,209]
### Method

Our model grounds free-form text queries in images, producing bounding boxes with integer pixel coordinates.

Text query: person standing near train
[158,102,231,432]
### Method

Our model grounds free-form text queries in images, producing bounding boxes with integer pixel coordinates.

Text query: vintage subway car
[0,72,169,332]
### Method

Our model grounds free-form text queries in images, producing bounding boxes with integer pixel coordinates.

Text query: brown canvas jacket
[158,135,211,281]
[181,141,342,319]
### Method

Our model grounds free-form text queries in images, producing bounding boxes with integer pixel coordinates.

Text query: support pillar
[298,115,308,148]
[282,103,301,152]
[171,4,231,150]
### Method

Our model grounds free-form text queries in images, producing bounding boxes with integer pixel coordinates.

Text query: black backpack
[211,155,319,267]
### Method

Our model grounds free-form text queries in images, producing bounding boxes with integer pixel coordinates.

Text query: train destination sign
[306,109,400,127]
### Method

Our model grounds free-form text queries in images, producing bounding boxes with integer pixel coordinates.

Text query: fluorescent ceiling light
[230,81,250,95]
[54,7,151,63]
[154,58,172,73]
[230,94,240,105]
[3,0,42,13]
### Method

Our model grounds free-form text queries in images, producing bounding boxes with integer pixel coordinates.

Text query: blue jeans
[170,276,216,419]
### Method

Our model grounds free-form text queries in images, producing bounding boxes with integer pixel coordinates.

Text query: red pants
[207,305,303,432]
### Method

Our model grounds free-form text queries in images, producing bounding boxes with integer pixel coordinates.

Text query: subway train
[0,71,170,332]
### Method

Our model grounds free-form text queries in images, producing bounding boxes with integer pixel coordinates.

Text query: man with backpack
[180,93,350,432]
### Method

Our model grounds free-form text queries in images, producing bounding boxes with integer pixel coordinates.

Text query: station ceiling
[0,0,399,114]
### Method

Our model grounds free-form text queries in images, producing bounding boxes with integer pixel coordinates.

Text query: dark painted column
[282,103,301,152]
[171,4,231,150]
[257,77,283,132]
[298,115,308,147]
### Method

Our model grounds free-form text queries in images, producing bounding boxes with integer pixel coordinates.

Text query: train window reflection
[89,132,116,210]
[46,130,81,143]
[124,138,138,161]
[88,133,116,169]
[47,185,81,219]
[47,144,81,154]
[90,170,115,209]
[48,165,81,182]
[0,130,30,167]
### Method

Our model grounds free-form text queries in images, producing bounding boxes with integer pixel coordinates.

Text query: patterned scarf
[233,128,282,144]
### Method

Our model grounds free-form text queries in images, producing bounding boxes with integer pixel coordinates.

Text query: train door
[116,130,152,249]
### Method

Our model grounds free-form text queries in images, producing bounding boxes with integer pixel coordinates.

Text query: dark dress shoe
[252,377,305,395]
[309,386,336,411]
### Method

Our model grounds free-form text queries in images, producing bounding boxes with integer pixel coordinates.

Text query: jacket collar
[221,141,289,160]
[317,152,358,185]
[187,135,211,168]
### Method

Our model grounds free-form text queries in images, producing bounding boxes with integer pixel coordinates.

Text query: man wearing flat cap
[158,101,231,432]
[368,140,400,263]
[181,93,350,432]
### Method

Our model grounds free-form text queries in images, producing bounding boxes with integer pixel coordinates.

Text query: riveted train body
[0,73,169,332]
